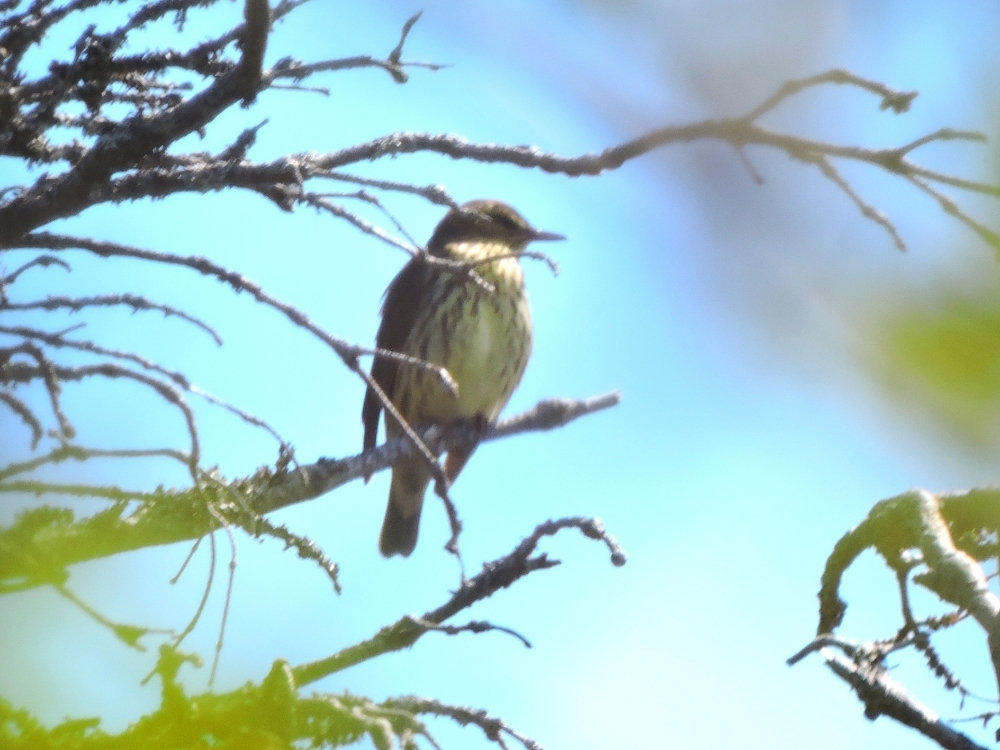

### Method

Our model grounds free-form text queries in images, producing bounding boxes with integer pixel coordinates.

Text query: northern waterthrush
[362,199,565,557]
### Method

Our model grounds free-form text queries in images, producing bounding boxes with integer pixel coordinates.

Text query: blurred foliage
[860,57,1000,452]
[0,648,429,750]
[876,290,1000,445]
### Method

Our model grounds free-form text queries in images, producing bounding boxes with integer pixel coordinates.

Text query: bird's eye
[491,212,520,232]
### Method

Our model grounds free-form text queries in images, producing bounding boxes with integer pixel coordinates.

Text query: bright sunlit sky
[4,1,1000,748]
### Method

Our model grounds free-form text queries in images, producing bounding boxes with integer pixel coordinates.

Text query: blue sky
[3,1,1000,748]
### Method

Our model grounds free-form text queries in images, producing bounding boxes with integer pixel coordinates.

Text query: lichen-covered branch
[794,488,1000,749]
[790,639,987,750]
[0,0,271,243]
[0,509,622,749]
[0,392,619,593]
[817,490,1000,664]
[0,638,549,750]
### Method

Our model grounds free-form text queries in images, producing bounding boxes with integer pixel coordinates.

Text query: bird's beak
[529,229,566,242]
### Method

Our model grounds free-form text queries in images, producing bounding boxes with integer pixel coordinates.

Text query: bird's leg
[444,412,489,482]
[472,412,489,435]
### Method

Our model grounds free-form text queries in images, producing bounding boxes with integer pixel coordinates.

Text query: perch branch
[0,392,619,591]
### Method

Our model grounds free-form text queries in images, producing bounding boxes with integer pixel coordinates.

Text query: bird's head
[427,199,565,256]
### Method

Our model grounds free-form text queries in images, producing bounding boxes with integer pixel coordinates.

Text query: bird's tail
[379,459,430,557]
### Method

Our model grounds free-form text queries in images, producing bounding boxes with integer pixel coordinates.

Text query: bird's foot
[472,411,490,436]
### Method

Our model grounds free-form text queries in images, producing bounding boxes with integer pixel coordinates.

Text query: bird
[362,199,565,557]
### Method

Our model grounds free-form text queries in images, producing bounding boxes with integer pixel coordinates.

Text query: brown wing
[362,258,432,451]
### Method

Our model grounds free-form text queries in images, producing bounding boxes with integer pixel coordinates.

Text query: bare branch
[264,52,446,87]
[790,639,988,750]
[323,172,457,207]
[385,696,544,750]
[5,68,993,260]
[207,500,237,686]
[252,514,341,592]
[0,389,44,448]
[11,232,450,483]
[0,324,290,448]
[450,248,561,277]
[404,616,533,649]
[263,11,445,86]
[2,341,74,439]
[908,176,1000,255]
[129,120,1000,258]
[301,193,419,254]
[54,582,172,651]
[744,69,918,122]
[232,0,268,105]
[4,359,200,471]
[1,254,71,289]
[172,520,217,647]
[0,480,159,504]
[388,12,422,67]
[2,294,223,345]
[809,155,906,251]
[290,515,625,687]
[896,128,987,156]
[0,444,189,482]
[115,0,233,37]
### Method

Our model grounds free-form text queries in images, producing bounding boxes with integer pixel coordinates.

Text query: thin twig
[809,154,906,251]
[0,444,189,482]
[1,323,290,449]
[405,616,532,649]
[744,68,918,122]
[0,390,44,448]
[54,583,172,651]
[384,696,544,750]
[12,233,447,484]
[290,515,625,687]
[2,293,223,345]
